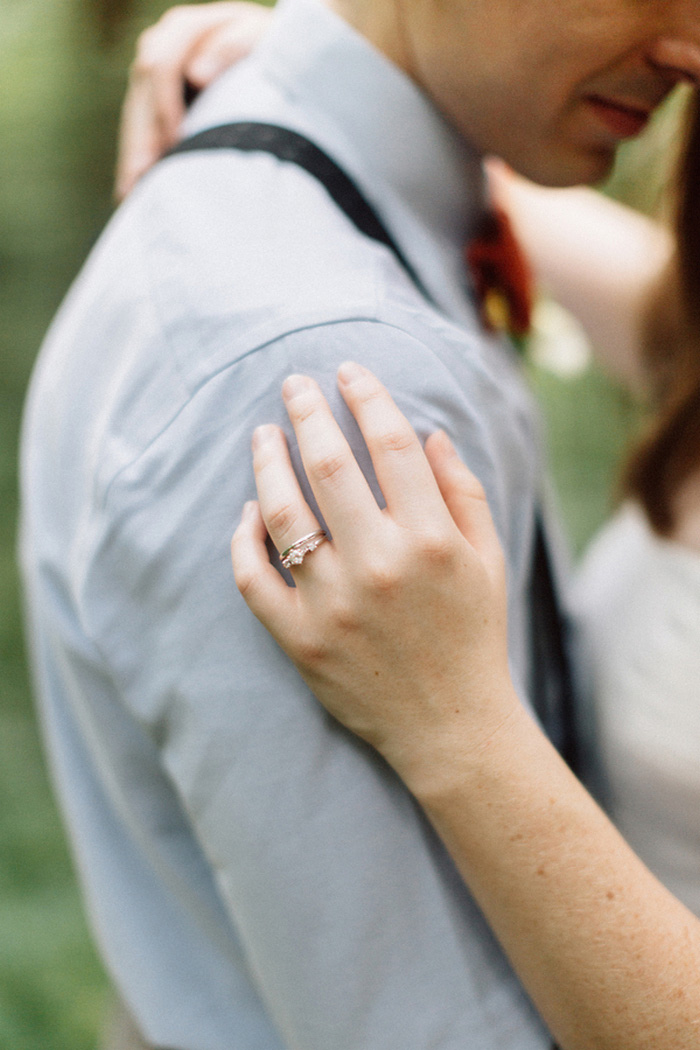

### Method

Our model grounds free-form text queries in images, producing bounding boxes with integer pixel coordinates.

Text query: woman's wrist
[386,678,526,804]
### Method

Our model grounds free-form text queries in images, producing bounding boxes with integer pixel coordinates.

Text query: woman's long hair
[622,93,700,535]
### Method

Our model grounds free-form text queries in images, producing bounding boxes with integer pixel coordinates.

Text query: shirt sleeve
[79,317,547,1050]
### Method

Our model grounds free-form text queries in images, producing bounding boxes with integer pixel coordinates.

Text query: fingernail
[252,424,277,449]
[337,360,365,384]
[282,374,313,400]
[242,500,258,519]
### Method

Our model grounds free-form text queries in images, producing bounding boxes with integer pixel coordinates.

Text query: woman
[115,8,700,1048]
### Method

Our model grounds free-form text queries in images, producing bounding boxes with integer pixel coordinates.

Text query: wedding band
[281,530,328,570]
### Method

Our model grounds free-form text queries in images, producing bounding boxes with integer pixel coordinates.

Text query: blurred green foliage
[0,2,685,1045]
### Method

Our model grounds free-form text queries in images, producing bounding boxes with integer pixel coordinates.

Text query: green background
[0,2,679,1045]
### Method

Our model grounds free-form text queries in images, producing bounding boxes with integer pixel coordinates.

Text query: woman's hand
[234,362,700,1050]
[231,361,519,795]
[116,2,273,200]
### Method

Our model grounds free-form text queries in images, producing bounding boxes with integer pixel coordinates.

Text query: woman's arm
[488,160,674,388]
[232,362,700,1050]
[115,1,272,199]
[419,703,700,1050]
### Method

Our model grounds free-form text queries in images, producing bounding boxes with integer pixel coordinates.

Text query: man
[19,1,700,1048]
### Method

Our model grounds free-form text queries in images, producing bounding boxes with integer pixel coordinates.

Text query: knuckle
[133,5,198,70]
[133,34,162,74]
[451,460,488,503]
[362,555,400,596]
[328,595,360,633]
[374,424,415,456]
[234,565,258,602]
[266,501,300,538]
[251,434,280,472]
[295,632,328,668]
[418,528,455,565]
[355,379,383,403]
[466,473,488,503]
[285,390,319,425]
[310,449,346,485]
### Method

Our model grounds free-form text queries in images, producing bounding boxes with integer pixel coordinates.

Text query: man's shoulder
[74,143,495,395]
[29,140,532,514]
[125,145,456,374]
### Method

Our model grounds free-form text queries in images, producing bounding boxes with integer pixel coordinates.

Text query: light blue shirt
[20,0,553,1046]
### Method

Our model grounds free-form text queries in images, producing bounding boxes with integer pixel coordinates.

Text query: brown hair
[622,93,700,536]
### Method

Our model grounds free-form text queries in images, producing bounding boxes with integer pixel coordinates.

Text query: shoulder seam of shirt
[98,315,456,511]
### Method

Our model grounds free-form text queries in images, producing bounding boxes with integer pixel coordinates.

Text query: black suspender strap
[530,516,580,773]
[166,121,580,778]
[167,122,437,308]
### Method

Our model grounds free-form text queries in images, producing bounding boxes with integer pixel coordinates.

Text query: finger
[115,3,273,199]
[251,423,330,568]
[185,4,273,87]
[232,500,295,624]
[115,45,187,199]
[117,5,239,199]
[281,375,383,547]
[132,17,196,144]
[336,362,452,528]
[139,3,252,106]
[115,79,165,200]
[424,430,505,570]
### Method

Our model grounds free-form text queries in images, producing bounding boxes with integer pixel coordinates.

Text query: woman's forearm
[489,163,674,389]
[409,699,700,1050]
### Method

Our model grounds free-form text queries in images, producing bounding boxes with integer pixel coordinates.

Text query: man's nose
[648,39,700,87]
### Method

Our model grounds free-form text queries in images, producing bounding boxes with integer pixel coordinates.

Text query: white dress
[571,503,700,915]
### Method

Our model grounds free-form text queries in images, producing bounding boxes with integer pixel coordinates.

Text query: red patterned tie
[466,205,534,339]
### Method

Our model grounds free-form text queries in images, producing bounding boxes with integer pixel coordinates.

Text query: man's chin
[508,144,617,189]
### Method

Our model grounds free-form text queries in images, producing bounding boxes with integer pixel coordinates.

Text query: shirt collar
[187,0,487,319]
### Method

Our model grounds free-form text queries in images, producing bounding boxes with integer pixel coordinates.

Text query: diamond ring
[280,530,328,570]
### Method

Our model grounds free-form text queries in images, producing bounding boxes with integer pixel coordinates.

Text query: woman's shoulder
[571,502,700,671]
[574,502,700,600]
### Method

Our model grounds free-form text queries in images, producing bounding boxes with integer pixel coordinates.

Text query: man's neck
[322,0,417,81]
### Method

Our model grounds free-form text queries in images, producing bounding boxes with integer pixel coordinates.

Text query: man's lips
[584,96,653,139]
